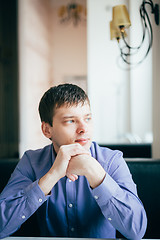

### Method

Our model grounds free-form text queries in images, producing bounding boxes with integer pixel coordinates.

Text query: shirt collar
[51,144,57,164]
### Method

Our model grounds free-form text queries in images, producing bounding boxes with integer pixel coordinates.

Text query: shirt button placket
[66,178,76,236]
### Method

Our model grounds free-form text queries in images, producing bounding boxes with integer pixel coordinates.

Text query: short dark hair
[38,83,90,126]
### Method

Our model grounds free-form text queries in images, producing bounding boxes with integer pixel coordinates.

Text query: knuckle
[59,145,66,155]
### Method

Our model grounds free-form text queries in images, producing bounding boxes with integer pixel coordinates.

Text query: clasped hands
[56,143,106,189]
[66,148,92,182]
[39,143,106,195]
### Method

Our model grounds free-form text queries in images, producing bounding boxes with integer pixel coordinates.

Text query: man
[0,84,147,239]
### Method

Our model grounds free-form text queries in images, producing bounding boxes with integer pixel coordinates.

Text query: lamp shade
[112,5,131,28]
[110,21,121,40]
[110,21,127,41]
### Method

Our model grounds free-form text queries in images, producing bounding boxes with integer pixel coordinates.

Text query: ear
[41,122,52,139]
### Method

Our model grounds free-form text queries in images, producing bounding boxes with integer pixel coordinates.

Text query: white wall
[18,0,52,156]
[87,0,152,144]
[129,0,152,143]
[51,0,87,90]
[152,0,160,158]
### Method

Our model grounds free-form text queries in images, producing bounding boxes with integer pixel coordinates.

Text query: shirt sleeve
[0,154,48,239]
[91,152,147,240]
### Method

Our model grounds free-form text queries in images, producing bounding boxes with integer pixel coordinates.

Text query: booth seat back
[126,159,160,239]
[0,158,160,239]
[0,159,19,192]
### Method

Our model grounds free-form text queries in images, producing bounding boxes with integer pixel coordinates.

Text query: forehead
[54,102,91,118]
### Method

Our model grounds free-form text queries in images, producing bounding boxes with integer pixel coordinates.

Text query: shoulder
[17,144,53,178]
[90,141,123,159]
[90,141,124,171]
[22,144,53,168]
[24,144,52,160]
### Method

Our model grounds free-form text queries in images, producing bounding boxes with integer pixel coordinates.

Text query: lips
[75,138,89,145]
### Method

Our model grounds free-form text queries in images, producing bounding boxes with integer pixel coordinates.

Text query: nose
[76,120,88,134]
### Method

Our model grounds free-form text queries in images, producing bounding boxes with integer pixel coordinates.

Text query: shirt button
[71,227,75,232]
[94,195,99,200]
[39,198,42,203]
[22,215,26,219]
[108,217,112,221]
[69,203,73,208]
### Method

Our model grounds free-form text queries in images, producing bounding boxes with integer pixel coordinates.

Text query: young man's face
[49,102,93,153]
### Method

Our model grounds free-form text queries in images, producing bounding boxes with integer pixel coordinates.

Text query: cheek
[51,128,63,141]
[88,122,93,133]
[59,127,76,140]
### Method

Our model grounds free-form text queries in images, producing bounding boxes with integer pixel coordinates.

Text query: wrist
[85,158,106,189]
[39,168,61,196]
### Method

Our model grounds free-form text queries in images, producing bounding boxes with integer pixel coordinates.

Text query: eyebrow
[62,113,92,119]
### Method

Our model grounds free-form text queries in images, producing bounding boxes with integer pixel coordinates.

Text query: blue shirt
[0,142,147,239]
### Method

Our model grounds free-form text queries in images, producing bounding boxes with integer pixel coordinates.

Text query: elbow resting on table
[126,209,147,240]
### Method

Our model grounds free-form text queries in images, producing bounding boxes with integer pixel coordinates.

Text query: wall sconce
[110,1,159,65]
[110,20,127,42]
[58,0,86,27]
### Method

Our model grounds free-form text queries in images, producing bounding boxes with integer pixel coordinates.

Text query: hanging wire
[118,0,156,66]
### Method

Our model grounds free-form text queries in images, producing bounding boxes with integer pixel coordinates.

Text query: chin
[84,141,92,150]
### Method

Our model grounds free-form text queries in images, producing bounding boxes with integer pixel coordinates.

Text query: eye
[85,117,92,122]
[65,120,74,123]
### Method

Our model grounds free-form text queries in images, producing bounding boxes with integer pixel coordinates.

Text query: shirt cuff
[24,179,48,209]
[91,173,120,205]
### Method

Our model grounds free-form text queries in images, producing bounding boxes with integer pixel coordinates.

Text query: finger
[66,172,78,181]
[72,173,78,180]
[70,144,90,156]
[59,144,89,160]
